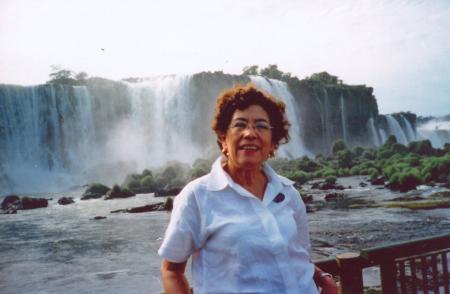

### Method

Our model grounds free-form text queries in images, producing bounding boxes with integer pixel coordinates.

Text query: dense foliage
[270,137,450,192]
[117,137,449,196]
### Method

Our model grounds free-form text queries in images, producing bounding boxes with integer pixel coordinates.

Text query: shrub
[353,146,365,158]
[420,155,450,183]
[140,175,156,191]
[368,168,379,180]
[389,168,422,191]
[444,143,450,154]
[350,166,361,176]
[337,149,353,168]
[338,168,350,177]
[142,169,152,177]
[112,184,121,192]
[362,149,375,160]
[408,140,434,156]
[325,175,337,184]
[321,167,337,178]
[384,135,397,146]
[297,156,320,172]
[391,143,408,154]
[284,170,310,185]
[377,149,395,160]
[123,173,142,190]
[332,139,347,155]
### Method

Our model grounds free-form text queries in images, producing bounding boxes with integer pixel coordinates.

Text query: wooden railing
[315,233,450,294]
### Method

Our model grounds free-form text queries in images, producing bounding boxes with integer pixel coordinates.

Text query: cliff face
[287,79,379,154]
[0,72,423,194]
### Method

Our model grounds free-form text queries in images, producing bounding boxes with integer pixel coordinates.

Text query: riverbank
[0,176,449,293]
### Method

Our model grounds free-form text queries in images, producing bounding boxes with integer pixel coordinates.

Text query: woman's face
[220,105,275,170]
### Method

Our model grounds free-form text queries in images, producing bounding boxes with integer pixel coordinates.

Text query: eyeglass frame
[228,118,273,134]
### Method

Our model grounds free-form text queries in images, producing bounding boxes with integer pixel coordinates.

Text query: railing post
[379,260,397,293]
[336,252,364,294]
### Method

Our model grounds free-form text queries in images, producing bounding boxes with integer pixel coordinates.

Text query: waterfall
[323,87,332,147]
[121,76,201,168]
[401,115,416,142]
[0,77,206,194]
[249,76,310,158]
[0,84,97,193]
[385,115,409,145]
[366,117,381,146]
[340,94,347,143]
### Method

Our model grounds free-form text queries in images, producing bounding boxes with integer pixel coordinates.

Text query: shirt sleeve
[291,189,313,255]
[158,183,202,263]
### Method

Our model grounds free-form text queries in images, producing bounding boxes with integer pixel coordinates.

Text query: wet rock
[301,194,313,203]
[324,193,345,202]
[104,189,135,200]
[92,216,107,220]
[154,188,182,197]
[1,195,48,211]
[1,195,20,210]
[312,182,345,190]
[21,197,48,210]
[370,176,385,185]
[81,183,110,200]
[110,198,173,214]
[58,197,75,205]
[359,182,368,187]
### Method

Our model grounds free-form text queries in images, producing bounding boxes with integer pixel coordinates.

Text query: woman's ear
[219,135,228,156]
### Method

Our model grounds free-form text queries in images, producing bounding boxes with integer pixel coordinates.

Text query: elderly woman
[158,84,338,293]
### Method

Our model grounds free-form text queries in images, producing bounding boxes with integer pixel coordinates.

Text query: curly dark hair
[211,83,290,149]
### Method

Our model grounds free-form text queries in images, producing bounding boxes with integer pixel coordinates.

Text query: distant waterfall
[0,84,98,193]
[401,116,416,141]
[366,117,381,146]
[123,76,201,167]
[385,115,409,145]
[323,88,332,147]
[340,94,347,142]
[0,76,204,194]
[249,76,310,158]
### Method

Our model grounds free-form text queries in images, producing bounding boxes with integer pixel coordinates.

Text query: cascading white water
[121,76,201,169]
[366,117,381,147]
[0,84,99,193]
[323,87,332,146]
[401,115,416,142]
[249,76,310,158]
[340,94,347,143]
[385,115,409,145]
[379,128,388,144]
[0,77,208,194]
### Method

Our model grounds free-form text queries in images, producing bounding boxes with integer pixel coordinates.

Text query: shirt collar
[207,157,295,202]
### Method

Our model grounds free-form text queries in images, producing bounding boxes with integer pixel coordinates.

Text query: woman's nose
[242,125,258,137]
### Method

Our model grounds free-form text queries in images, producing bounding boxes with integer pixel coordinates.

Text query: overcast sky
[1,0,449,116]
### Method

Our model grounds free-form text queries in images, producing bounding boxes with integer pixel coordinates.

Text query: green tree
[309,72,341,85]
[260,64,284,80]
[242,65,259,75]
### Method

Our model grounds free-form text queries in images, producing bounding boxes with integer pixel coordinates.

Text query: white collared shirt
[158,157,319,294]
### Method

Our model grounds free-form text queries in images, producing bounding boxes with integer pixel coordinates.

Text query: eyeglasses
[229,121,273,134]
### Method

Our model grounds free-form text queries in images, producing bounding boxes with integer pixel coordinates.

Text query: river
[0,176,449,293]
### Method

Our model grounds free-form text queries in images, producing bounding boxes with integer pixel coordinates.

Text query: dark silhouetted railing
[315,233,450,294]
